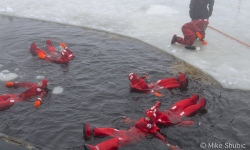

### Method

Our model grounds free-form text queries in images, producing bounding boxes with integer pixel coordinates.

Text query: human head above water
[46,40,52,46]
[145,111,156,123]
[128,73,139,84]
[37,79,48,89]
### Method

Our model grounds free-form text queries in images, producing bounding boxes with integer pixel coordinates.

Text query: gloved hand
[196,32,203,40]
[38,52,46,59]
[5,82,14,87]
[170,145,181,150]
[60,42,67,49]
[34,99,42,108]
[202,40,207,45]
[167,144,181,150]
[154,91,163,97]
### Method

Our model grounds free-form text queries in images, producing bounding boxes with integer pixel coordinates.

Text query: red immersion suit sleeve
[13,82,35,88]
[155,132,169,144]
[152,101,161,109]
[37,89,47,101]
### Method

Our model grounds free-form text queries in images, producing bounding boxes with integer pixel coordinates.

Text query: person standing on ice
[0,79,48,110]
[128,73,188,96]
[30,40,75,64]
[189,0,214,21]
[171,19,209,49]
[83,110,180,150]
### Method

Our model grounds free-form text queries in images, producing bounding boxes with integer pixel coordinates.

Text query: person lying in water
[128,72,188,96]
[124,94,206,126]
[0,79,48,111]
[30,40,75,64]
[147,94,206,126]
[83,110,180,150]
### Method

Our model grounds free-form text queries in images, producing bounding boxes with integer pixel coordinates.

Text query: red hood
[46,40,53,46]
[146,110,156,123]
[128,73,139,86]
[41,79,48,89]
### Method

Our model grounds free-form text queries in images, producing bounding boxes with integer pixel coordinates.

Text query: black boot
[185,45,196,50]
[171,34,177,44]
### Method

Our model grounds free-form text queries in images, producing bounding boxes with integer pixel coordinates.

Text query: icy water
[0,16,249,150]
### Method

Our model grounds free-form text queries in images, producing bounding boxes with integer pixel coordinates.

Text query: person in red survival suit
[83,111,180,150]
[171,19,209,47]
[0,79,48,111]
[144,94,206,126]
[128,72,188,96]
[30,40,75,64]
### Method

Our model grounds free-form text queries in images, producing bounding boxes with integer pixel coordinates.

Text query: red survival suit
[172,19,209,46]
[0,79,48,110]
[30,40,75,64]
[146,94,206,126]
[128,73,188,94]
[83,111,175,150]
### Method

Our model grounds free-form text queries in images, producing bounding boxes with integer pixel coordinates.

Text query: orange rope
[208,26,250,48]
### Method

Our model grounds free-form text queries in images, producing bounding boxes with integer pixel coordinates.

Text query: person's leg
[0,95,11,102]
[46,40,56,53]
[0,99,16,111]
[83,122,126,139]
[179,98,206,117]
[156,78,180,89]
[168,94,199,113]
[156,73,188,90]
[176,28,196,45]
[30,42,47,55]
[83,122,91,140]
[93,128,126,137]
[30,42,37,53]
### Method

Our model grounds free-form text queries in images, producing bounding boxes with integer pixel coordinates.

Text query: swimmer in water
[30,40,75,64]
[0,79,48,110]
[128,72,188,96]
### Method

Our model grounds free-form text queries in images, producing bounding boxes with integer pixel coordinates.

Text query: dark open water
[0,16,249,150]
